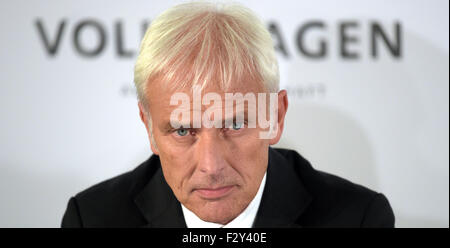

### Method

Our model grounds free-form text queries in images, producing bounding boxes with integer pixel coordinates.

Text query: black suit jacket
[61,148,395,228]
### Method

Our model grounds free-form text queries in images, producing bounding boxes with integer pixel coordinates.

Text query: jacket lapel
[253,147,312,228]
[134,163,187,228]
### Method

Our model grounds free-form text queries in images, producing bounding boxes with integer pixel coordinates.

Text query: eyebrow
[161,110,250,131]
[222,113,249,127]
[161,121,191,133]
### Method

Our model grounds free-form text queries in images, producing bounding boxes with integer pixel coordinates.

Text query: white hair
[134,1,279,109]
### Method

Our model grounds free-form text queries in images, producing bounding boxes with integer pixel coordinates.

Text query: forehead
[146,77,265,113]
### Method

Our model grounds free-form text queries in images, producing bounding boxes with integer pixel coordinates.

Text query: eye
[232,122,244,130]
[176,128,189,136]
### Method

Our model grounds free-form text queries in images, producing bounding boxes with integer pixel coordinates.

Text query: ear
[269,89,288,145]
[138,102,159,155]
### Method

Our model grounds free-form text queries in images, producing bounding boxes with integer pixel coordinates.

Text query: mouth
[194,185,235,200]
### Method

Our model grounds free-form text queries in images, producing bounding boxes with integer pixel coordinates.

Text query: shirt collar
[181,172,267,228]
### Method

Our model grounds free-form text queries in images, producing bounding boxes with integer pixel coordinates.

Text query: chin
[195,199,242,225]
[198,209,235,225]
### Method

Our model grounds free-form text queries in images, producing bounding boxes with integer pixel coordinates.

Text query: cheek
[157,142,196,198]
[227,136,269,185]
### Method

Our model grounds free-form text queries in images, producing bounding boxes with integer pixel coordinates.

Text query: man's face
[139,79,287,225]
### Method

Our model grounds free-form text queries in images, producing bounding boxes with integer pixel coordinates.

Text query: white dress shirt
[181,172,267,228]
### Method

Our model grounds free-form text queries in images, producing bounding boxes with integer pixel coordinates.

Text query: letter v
[35,19,66,56]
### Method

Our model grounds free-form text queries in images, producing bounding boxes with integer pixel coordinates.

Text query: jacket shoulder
[272,148,394,227]
[65,155,160,227]
[76,156,157,200]
[274,147,377,195]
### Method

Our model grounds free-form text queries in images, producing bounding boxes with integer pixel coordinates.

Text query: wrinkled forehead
[145,72,266,108]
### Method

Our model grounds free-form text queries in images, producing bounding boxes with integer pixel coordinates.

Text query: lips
[195,185,235,199]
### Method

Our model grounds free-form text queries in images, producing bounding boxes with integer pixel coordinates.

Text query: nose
[196,130,227,176]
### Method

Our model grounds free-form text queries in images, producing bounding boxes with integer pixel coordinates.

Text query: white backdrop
[0,0,448,227]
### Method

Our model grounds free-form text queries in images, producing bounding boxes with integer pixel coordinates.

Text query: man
[62,2,394,228]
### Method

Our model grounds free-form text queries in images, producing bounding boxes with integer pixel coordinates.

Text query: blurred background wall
[0,0,448,227]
